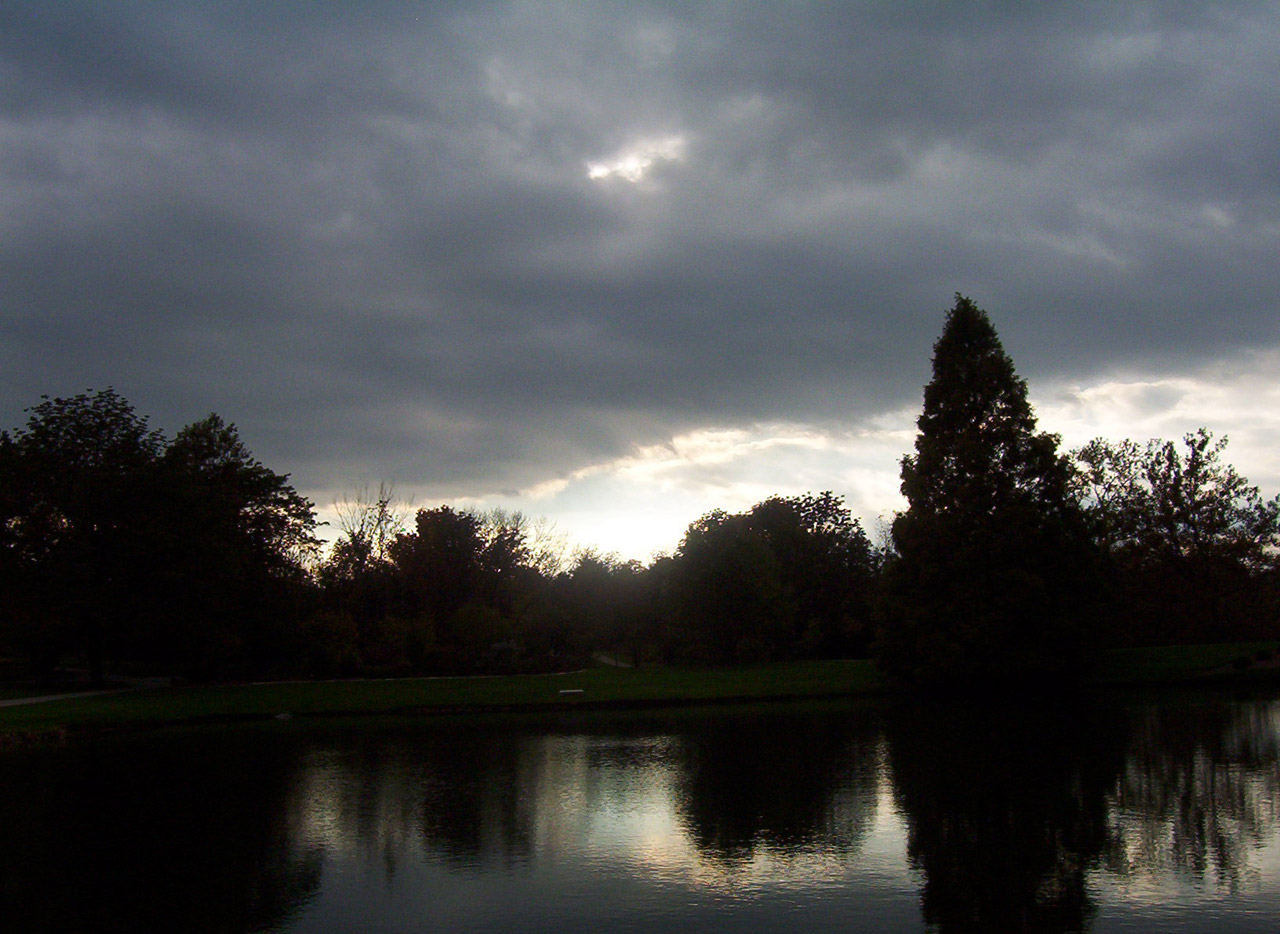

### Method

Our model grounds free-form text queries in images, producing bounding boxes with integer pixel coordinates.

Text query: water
[2,691,1278,932]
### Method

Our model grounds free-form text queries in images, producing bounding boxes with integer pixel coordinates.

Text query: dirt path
[0,689,129,708]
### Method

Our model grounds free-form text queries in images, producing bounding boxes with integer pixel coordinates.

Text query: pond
[2,691,1278,932]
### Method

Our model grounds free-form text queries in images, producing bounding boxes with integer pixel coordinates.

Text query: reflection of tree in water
[284,723,546,872]
[290,736,441,881]
[1104,695,1280,891]
[290,696,1280,908]
[415,725,540,868]
[0,730,322,934]
[331,708,886,873]
[323,720,668,872]
[412,713,882,872]
[886,699,1127,934]
[285,719,684,876]
[672,705,883,864]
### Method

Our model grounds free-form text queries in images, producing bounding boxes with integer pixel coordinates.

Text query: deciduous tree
[384,505,559,671]
[748,492,878,657]
[323,483,408,586]
[0,389,165,680]
[670,509,792,664]
[1072,429,1280,642]
[1,392,319,680]
[665,492,878,663]
[159,413,319,676]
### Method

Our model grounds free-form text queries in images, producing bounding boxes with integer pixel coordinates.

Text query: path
[0,689,128,708]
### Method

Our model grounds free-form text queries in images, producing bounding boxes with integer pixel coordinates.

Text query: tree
[747,492,879,657]
[158,413,320,676]
[316,484,410,671]
[388,506,489,628]
[1,393,320,680]
[323,483,408,586]
[551,550,650,665]
[1074,429,1280,570]
[662,492,880,664]
[669,509,792,664]
[0,389,165,681]
[482,508,571,579]
[0,430,18,659]
[1072,429,1280,643]
[878,296,1100,688]
[384,505,558,672]
[475,509,537,616]
[165,414,319,578]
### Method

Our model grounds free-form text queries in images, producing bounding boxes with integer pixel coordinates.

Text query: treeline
[3,300,1278,685]
[879,296,1278,687]
[310,488,880,679]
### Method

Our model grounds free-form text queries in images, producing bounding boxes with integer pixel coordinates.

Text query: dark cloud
[2,1,1278,503]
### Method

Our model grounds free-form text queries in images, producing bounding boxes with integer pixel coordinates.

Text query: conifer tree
[877,296,1099,688]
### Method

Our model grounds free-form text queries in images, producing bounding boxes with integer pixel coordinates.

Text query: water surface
[2,691,1278,932]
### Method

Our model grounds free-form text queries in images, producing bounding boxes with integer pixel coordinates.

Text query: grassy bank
[1097,641,1280,684]
[2,642,1277,742]
[0,659,884,740]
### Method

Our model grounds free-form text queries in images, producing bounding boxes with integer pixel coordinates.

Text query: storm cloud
[3,2,1278,554]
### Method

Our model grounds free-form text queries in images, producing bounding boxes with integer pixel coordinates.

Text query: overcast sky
[3,1,1278,559]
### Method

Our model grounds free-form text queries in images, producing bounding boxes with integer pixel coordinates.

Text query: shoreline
[3,645,1278,748]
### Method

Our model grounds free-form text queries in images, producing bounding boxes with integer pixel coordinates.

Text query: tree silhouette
[669,509,793,663]
[550,551,649,665]
[0,389,165,681]
[157,413,319,677]
[748,492,878,657]
[878,296,1100,688]
[1,392,319,680]
[1073,429,1280,643]
[886,699,1125,932]
[315,484,410,673]
[664,493,879,664]
[381,505,563,672]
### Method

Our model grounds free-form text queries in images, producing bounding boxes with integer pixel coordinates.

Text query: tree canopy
[667,492,878,664]
[0,389,166,680]
[1073,429,1280,643]
[0,390,318,681]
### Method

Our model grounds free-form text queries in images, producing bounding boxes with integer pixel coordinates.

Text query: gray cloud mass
[2,1,1278,524]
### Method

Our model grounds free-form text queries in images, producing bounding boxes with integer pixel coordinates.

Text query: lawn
[2,642,1276,742]
[1097,641,1279,684]
[0,659,884,738]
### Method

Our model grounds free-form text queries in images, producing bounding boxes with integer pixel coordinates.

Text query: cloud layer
[3,2,1278,555]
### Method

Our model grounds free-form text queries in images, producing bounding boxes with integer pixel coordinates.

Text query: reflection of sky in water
[9,700,1278,933]
[282,730,924,933]
[1088,700,1280,933]
[1091,778,1280,933]
[265,701,1280,934]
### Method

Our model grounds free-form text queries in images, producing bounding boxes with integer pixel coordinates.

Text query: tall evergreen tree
[877,296,1100,688]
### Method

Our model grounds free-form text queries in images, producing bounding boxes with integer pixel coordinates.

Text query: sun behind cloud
[587,135,686,182]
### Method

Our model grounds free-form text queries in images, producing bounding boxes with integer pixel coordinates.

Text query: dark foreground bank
[2,643,1278,745]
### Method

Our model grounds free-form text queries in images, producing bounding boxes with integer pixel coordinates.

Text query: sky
[3,1,1278,560]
